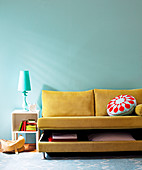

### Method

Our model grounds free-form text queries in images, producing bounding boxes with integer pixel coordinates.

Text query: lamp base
[22,91,29,111]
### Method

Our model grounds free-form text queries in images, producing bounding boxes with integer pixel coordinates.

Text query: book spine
[27,123,37,125]
[21,122,24,131]
[23,121,27,131]
[18,121,23,131]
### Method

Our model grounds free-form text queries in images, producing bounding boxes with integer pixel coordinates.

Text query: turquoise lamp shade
[18,70,31,111]
[18,71,31,92]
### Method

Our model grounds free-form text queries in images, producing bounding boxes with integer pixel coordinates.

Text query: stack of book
[48,133,78,142]
[18,119,37,131]
[26,119,37,131]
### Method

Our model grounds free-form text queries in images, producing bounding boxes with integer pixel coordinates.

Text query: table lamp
[18,70,31,111]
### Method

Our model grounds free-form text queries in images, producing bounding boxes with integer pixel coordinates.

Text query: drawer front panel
[38,141,142,152]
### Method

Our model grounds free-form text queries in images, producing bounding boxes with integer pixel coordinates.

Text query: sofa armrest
[135,104,142,116]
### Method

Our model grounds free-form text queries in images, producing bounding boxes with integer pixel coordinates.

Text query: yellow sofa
[38,89,142,155]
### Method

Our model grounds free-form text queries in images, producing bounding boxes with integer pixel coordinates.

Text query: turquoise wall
[0,0,142,140]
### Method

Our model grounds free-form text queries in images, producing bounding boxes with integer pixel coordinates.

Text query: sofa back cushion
[42,90,94,117]
[94,89,142,116]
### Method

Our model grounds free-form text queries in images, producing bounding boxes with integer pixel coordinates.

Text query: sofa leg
[42,152,47,159]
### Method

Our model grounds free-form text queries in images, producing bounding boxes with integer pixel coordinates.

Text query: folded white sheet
[88,132,136,141]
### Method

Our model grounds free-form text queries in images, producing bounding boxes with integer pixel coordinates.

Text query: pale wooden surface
[0,143,37,152]
[12,110,40,132]
[11,110,40,150]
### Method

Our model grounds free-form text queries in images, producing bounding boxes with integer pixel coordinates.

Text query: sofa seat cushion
[42,90,94,117]
[94,89,142,116]
[38,116,142,130]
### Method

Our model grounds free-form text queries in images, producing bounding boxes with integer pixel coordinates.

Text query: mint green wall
[0,0,142,139]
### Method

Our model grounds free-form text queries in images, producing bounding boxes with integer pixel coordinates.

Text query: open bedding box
[38,127,142,153]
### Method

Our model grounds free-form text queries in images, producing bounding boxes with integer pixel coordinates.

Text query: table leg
[15,133,18,140]
[36,132,38,150]
[12,132,15,140]
[42,152,47,159]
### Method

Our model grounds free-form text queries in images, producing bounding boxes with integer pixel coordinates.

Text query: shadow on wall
[37,84,57,117]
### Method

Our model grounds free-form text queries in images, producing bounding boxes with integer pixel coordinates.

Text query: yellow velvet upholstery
[38,88,142,153]
[135,104,142,116]
[38,141,142,153]
[94,89,142,116]
[42,90,94,117]
[38,116,142,130]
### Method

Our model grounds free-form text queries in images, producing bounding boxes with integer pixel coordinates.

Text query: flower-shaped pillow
[107,95,136,116]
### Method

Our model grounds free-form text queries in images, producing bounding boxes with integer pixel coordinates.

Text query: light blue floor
[0,152,142,170]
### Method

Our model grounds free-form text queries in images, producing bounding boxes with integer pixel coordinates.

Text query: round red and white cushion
[107,95,136,116]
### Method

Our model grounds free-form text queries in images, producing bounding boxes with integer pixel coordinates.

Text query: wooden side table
[11,110,40,150]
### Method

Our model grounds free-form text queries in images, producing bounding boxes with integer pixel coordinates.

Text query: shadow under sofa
[38,88,142,155]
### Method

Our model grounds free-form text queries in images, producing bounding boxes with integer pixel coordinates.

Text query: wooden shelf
[11,110,40,150]
[13,131,38,134]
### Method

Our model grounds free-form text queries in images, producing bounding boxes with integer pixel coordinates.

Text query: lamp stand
[22,91,28,111]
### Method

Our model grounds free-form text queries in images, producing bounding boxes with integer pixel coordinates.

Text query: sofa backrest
[42,90,94,117]
[94,89,142,116]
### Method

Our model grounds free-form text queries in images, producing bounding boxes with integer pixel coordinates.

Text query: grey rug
[0,152,142,170]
